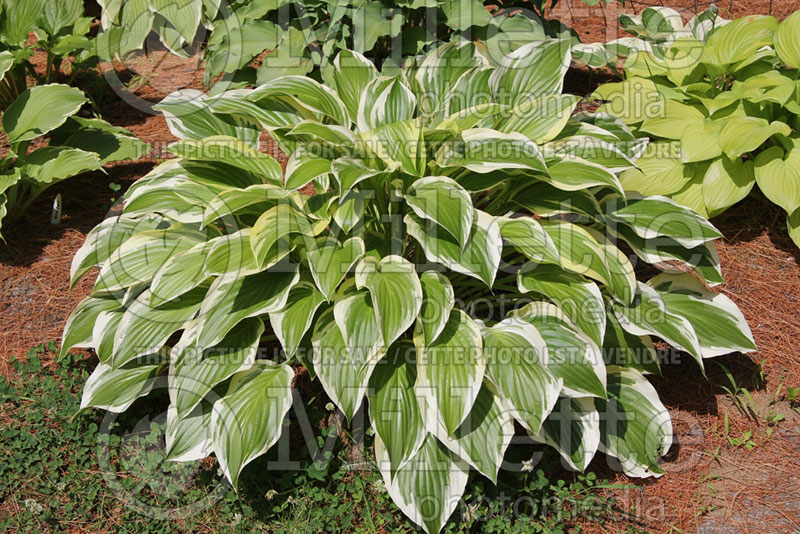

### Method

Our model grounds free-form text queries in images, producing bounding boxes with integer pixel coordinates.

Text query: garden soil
[2,2,800,532]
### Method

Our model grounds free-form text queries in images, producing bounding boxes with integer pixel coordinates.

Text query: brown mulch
[1,2,800,534]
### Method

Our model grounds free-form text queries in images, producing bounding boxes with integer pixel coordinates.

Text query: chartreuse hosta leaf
[66,42,760,534]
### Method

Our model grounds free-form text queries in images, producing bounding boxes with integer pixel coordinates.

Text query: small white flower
[325,402,335,412]
[233,512,242,524]
[371,479,385,493]
[521,459,535,472]
[24,499,43,515]
[463,502,479,522]
[287,496,297,506]
[265,489,278,500]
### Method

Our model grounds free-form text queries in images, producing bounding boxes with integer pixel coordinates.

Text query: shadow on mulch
[0,161,152,266]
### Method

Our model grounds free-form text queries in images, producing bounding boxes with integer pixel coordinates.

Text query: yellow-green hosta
[65,42,755,533]
[590,9,800,248]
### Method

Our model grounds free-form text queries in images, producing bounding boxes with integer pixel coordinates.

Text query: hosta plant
[590,11,800,246]
[0,0,98,104]
[65,41,756,533]
[0,84,150,236]
[97,0,614,91]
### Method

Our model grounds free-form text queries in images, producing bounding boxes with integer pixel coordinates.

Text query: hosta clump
[589,10,800,247]
[65,41,756,533]
[0,84,150,236]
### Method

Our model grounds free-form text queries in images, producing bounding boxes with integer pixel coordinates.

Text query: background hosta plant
[0,0,98,104]
[0,84,150,236]
[65,41,755,533]
[589,10,800,247]
[97,0,615,92]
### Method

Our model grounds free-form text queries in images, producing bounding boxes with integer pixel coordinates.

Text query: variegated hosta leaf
[518,264,607,348]
[613,283,704,369]
[406,210,502,288]
[481,318,562,434]
[368,342,425,476]
[417,272,455,347]
[81,355,164,413]
[269,283,326,358]
[248,75,349,126]
[60,294,123,358]
[312,306,381,420]
[375,433,468,534]
[170,317,264,418]
[168,137,283,184]
[165,403,213,463]
[597,367,673,478]
[534,397,600,472]
[333,50,379,122]
[307,237,366,301]
[497,216,561,266]
[250,204,329,269]
[514,302,607,399]
[415,309,485,435]
[211,361,294,487]
[647,273,756,358]
[405,176,474,250]
[195,265,299,348]
[436,128,547,174]
[356,255,423,346]
[422,384,514,483]
[488,40,571,105]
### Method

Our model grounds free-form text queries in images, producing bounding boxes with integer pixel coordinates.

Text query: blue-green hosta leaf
[61,294,123,358]
[701,15,778,67]
[441,0,492,31]
[497,216,560,266]
[489,40,571,105]
[375,433,468,534]
[169,137,283,184]
[368,342,426,476]
[754,145,800,215]
[613,283,703,369]
[19,147,102,184]
[418,272,455,347]
[250,204,328,268]
[211,361,294,487]
[203,184,289,226]
[3,84,87,144]
[155,90,260,148]
[610,196,722,249]
[196,265,299,347]
[269,283,326,358]
[405,210,502,288]
[81,356,163,413]
[436,128,547,175]
[165,403,212,462]
[423,384,514,483]
[94,226,208,293]
[414,309,485,435]
[406,176,474,250]
[648,273,756,358]
[356,256,423,347]
[311,306,381,420]
[496,95,579,143]
[514,301,607,399]
[718,117,791,160]
[517,264,606,348]
[540,220,612,287]
[333,50,379,123]
[112,287,206,368]
[775,11,800,68]
[170,317,264,418]
[307,237,366,301]
[352,1,402,54]
[534,397,600,472]
[482,318,561,434]
[70,214,171,286]
[248,75,349,126]
[597,367,672,478]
